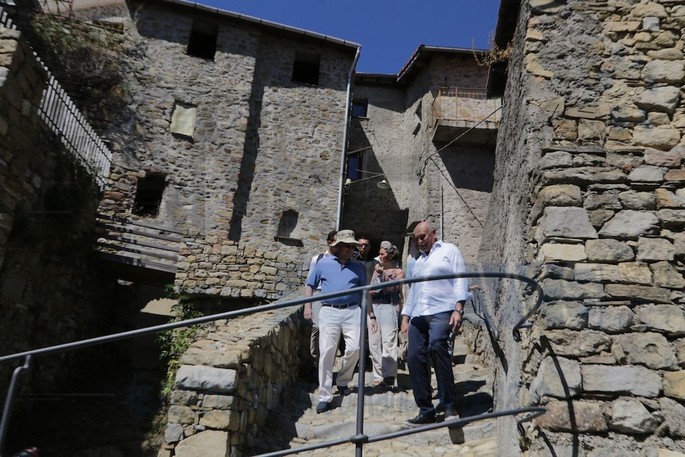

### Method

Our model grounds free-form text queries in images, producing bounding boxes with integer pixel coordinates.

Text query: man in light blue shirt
[305,230,377,413]
[401,220,468,425]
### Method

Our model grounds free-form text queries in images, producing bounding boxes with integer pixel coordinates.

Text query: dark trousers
[407,311,456,414]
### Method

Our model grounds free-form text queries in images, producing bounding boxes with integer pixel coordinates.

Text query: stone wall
[483,0,685,454]
[0,24,114,390]
[176,236,306,300]
[160,301,308,456]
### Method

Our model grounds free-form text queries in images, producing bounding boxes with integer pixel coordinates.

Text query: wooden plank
[98,223,183,243]
[97,233,180,253]
[96,240,180,261]
[97,252,178,274]
[96,214,184,235]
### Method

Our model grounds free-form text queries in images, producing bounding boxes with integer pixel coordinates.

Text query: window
[133,172,166,217]
[187,20,217,60]
[346,156,361,180]
[413,100,422,135]
[351,99,368,118]
[292,51,320,85]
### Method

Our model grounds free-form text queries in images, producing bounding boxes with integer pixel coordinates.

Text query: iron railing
[0,272,545,456]
[0,7,112,190]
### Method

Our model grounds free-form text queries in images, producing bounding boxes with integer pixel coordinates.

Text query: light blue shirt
[402,240,468,318]
[306,255,367,305]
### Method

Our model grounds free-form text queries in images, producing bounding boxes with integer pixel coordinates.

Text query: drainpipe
[336,46,361,231]
[440,182,444,240]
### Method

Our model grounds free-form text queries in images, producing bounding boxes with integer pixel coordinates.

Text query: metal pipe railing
[0,6,113,191]
[0,272,544,455]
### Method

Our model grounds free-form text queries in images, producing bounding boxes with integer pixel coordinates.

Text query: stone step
[254,331,497,455]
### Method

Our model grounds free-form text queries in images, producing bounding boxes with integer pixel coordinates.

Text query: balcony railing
[432,87,502,127]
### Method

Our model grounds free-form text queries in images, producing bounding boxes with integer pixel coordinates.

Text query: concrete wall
[483,0,685,454]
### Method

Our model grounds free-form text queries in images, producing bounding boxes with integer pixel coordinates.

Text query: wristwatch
[454,308,464,316]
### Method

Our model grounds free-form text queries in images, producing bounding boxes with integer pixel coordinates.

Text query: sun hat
[331,229,361,247]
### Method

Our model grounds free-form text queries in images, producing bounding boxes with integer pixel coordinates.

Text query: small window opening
[346,156,361,180]
[187,20,217,60]
[352,98,368,118]
[275,209,303,245]
[413,100,422,135]
[292,51,320,85]
[133,172,167,217]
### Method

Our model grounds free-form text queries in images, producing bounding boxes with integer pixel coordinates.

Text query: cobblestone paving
[253,340,498,456]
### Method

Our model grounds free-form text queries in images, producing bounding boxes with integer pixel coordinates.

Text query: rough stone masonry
[482,0,685,455]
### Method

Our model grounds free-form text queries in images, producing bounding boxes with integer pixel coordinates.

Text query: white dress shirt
[402,240,468,318]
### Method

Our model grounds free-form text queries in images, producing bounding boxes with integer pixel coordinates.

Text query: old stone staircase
[252,323,498,456]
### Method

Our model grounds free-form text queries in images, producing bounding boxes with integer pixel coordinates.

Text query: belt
[321,302,359,309]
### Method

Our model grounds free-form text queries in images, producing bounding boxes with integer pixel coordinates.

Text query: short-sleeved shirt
[307,251,331,291]
[306,255,367,305]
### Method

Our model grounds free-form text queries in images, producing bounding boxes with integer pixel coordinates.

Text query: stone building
[482,0,685,455]
[10,0,685,455]
[92,0,360,302]
[343,46,500,263]
[85,0,501,299]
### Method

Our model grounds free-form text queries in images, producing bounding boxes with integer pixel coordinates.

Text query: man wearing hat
[304,229,378,413]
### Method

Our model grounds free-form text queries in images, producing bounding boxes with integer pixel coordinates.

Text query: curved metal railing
[0,272,544,456]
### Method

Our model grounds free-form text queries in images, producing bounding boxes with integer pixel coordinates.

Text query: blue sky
[199,0,502,74]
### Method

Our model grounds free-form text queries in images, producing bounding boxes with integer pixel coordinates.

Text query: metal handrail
[0,6,113,190]
[0,272,544,455]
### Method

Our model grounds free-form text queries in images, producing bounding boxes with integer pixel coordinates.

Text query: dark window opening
[277,209,298,238]
[351,99,368,118]
[346,156,361,180]
[133,173,166,217]
[292,52,320,85]
[187,21,218,60]
[275,209,303,246]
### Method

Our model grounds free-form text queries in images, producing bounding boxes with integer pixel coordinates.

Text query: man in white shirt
[401,220,468,425]
[304,230,338,365]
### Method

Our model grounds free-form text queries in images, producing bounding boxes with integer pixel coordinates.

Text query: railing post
[0,355,32,453]
[353,289,369,457]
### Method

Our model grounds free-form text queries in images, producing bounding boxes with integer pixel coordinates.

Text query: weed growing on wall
[472,33,512,66]
[157,299,204,398]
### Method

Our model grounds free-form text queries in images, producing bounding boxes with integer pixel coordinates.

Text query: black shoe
[406,411,436,426]
[444,408,459,420]
[316,401,330,413]
[337,385,352,396]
